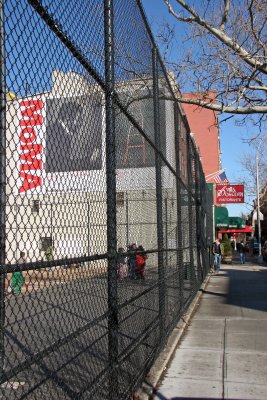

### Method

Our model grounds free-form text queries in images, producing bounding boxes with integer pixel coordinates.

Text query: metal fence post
[126,192,129,248]
[165,197,168,268]
[186,135,196,292]
[194,152,202,283]
[173,103,184,308]
[196,157,203,278]
[104,1,118,398]
[152,47,165,342]
[87,200,90,255]
[0,0,6,378]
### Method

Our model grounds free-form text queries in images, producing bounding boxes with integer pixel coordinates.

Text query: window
[32,199,40,213]
[116,192,125,207]
[40,237,53,252]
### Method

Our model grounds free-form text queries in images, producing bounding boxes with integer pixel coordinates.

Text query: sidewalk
[152,257,267,400]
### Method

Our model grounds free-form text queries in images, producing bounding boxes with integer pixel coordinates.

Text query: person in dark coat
[212,239,222,273]
[117,247,127,280]
[135,245,148,280]
[237,241,245,264]
[128,243,137,279]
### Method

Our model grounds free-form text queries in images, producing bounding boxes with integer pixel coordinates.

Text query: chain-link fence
[0,0,213,398]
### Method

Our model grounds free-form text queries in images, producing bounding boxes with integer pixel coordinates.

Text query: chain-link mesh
[0,0,213,398]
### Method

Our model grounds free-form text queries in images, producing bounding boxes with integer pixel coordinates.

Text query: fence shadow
[224,263,267,312]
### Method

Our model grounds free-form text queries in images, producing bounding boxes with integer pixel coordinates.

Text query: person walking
[135,245,148,280]
[212,239,222,274]
[44,245,54,271]
[11,251,26,295]
[128,243,137,279]
[117,247,127,280]
[237,241,246,264]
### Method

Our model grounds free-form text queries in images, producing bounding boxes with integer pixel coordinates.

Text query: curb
[134,271,213,400]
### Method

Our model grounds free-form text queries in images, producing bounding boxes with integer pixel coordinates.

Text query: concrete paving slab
[163,349,223,380]
[226,318,267,333]
[225,352,267,385]
[240,307,267,319]
[200,291,228,299]
[226,332,267,352]
[154,378,222,399]
[225,381,267,400]
[195,303,243,318]
[197,296,227,305]
[187,318,225,332]
[179,326,224,350]
[206,279,229,290]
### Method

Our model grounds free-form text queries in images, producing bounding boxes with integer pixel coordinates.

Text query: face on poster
[46,94,103,173]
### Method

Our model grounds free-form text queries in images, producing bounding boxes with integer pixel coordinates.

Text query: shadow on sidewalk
[207,253,267,312]
[223,264,267,312]
[155,392,244,400]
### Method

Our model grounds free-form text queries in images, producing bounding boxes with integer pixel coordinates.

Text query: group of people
[212,237,247,273]
[8,243,147,296]
[117,243,148,281]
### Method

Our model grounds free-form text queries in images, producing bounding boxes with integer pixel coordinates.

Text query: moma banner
[17,98,46,194]
[16,93,103,194]
[13,92,170,194]
[216,184,244,204]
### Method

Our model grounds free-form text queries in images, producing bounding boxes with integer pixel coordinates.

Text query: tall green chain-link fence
[0,0,213,398]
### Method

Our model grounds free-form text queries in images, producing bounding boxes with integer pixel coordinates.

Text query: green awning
[228,217,246,229]
[215,206,229,228]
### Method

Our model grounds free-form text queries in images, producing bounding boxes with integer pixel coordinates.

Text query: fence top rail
[0,253,108,273]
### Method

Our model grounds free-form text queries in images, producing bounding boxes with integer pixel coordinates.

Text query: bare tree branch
[220,0,230,31]
[167,0,267,73]
[173,95,267,114]
[159,0,267,117]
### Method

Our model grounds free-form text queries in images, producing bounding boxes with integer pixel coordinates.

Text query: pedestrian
[10,251,26,295]
[230,236,236,251]
[237,241,246,264]
[212,238,222,274]
[135,245,148,280]
[128,243,137,279]
[117,247,127,280]
[44,245,53,271]
[263,240,267,261]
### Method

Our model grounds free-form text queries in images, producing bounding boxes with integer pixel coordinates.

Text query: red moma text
[19,99,44,193]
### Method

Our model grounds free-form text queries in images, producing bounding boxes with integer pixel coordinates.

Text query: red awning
[218,225,252,234]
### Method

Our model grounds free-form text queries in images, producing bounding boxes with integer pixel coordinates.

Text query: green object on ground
[11,271,24,295]
[221,233,232,257]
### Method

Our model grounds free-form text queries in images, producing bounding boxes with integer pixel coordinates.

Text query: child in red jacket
[135,245,148,280]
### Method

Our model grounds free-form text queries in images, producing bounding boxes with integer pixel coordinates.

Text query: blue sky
[141,0,260,218]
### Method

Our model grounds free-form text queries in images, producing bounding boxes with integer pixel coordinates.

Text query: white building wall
[5,71,176,264]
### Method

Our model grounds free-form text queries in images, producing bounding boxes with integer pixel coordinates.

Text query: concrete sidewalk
[152,259,267,400]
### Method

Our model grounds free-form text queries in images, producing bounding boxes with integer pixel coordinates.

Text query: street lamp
[256,144,263,264]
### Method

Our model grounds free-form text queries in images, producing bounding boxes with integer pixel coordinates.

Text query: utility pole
[256,149,263,264]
